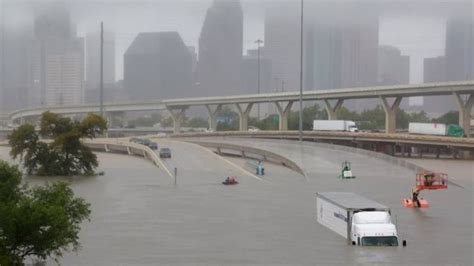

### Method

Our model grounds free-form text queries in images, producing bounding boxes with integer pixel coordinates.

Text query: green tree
[358,105,385,130]
[288,103,328,130]
[185,117,208,128]
[9,112,107,176]
[433,111,459,125]
[336,107,359,121]
[216,107,239,131]
[0,161,91,265]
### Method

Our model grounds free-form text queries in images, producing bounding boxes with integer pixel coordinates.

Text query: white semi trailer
[313,120,358,132]
[316,192,401,246]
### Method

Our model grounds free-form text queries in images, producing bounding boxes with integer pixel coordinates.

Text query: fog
[0,0,472,112]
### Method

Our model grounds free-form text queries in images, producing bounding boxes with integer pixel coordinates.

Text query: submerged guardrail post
[174,167,178,186]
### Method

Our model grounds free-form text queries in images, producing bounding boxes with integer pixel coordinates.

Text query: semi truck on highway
[316,192,400,247]
[408,122,464,137]
[313,120,359,132]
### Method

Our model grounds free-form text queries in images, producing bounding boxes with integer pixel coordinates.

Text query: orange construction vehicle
[402,171,448,208]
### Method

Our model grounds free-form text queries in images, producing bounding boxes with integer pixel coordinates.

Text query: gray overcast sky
[2,0,469,83]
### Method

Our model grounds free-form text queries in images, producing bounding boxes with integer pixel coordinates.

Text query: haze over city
[0,0,472,113]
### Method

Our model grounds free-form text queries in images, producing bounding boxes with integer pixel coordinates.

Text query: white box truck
[408,122,446,136]
[313,120,358,132]
[408,122,464,137]
[316,192,400,246]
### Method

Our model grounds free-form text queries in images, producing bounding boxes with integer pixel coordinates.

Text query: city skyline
[0,0,472,114]
[1,0,468,83]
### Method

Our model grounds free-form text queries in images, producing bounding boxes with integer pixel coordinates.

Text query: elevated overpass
[8,81,474,136]
[172,131,474,159]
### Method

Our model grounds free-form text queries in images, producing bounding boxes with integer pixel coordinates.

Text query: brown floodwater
[0,139,472,265]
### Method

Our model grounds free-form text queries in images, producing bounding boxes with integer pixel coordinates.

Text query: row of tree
[125,105,460,131]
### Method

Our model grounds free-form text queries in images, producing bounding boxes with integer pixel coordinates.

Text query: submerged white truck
[316,192,401,247]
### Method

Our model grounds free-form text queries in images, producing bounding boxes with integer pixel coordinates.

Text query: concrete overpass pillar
[205,104,222,131]
[380,96,402,134]
[453,92,473,137]
[323,99,344,120]
[235,103,253,131]
[275,101,293,130]
[168,107,187,134]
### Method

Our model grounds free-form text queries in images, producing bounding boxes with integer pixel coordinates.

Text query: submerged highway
[0,138,472,265]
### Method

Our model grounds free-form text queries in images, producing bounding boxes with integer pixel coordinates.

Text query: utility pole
[100,21,104,117]
[255,39,263,120]
[298,0,304,142]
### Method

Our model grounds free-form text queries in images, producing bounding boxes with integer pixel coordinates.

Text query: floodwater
[0,138,472,265]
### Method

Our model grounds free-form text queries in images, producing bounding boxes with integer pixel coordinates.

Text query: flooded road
[0,139,472,265]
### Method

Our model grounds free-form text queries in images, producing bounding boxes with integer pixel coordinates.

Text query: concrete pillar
[275,101,293,130]
[323,99,344,120]
[235,103,253,131]
[380,96,402,134]
[205,104,222,131]
[168,107,187,134]
[453,92,473,137]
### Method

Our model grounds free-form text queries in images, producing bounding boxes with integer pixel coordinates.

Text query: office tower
[124,32,192,101]
[423,16,472,115]
[378,45,410,85]
[240,48,272,95]
[197,0,243,96]
[31,2,84,107]
[264,2,300,92]
[445,17,473,81]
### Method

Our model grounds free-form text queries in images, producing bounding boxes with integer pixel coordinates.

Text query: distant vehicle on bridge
[408,122,464,137]
[313,120,359,132]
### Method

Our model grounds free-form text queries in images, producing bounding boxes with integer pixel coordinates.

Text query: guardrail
[188,140,306,176]
[82,139,173,177]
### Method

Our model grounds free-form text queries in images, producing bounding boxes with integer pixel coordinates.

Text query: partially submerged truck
[316,192,402,247]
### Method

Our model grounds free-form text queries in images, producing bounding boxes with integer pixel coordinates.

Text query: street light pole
[298,0,304,142]
[255,39,263,120]
[100,21,104,117]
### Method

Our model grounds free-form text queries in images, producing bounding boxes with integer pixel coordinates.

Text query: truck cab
[346,121,359,132]
[351,211,399,246]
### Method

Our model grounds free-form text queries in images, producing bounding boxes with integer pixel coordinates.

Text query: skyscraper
[266,2,379,101]
[423,15,473,115]
[31,2,84,107]
[240,49,272,95]
[0,29,30,111]
[197,0,243,96]
[264,2,300,92]
[378,45,410,86]
[445,17,473,81]
[124,32,192,101]
[424,56,446,83]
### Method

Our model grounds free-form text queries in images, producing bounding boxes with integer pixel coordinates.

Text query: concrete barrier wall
[82,139,173,177]
[251,138,427,173]
[188,140,306,176]
[183,137,426,174]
